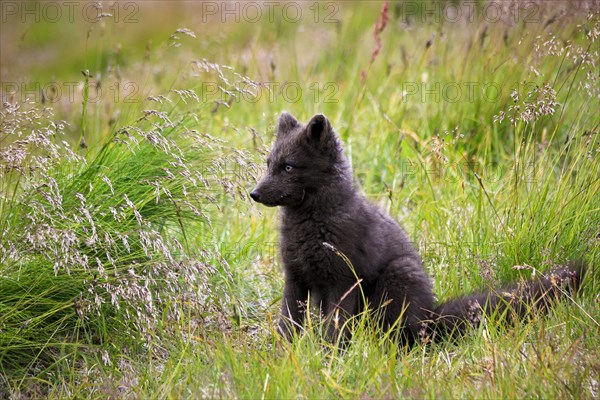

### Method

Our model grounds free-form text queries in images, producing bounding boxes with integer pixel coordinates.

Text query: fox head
[250,112,350,207]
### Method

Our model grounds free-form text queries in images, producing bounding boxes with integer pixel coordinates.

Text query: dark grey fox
[250,112,585,344]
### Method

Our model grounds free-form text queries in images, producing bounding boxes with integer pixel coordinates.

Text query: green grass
[1,1,599,398]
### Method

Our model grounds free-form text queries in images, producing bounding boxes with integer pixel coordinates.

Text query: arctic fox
[250,112,584,343]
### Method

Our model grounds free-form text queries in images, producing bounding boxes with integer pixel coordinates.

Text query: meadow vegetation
[0,1,598,398]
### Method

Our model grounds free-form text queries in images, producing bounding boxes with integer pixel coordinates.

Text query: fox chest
[280,219,356,286]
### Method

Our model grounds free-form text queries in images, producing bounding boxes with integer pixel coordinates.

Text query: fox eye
[284,164,293,172]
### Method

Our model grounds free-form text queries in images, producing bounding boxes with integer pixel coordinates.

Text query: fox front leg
[278,278,308,339]
[323,285,360,343]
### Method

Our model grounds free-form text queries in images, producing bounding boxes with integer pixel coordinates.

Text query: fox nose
[250,190,260,202]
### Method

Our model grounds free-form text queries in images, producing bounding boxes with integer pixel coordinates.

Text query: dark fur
[251,112,585,344]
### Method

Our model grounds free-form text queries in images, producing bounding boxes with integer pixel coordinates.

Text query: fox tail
[424,260,587,340]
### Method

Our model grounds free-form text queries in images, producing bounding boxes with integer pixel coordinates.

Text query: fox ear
[305,114,332,143]
[277,112,300,135]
